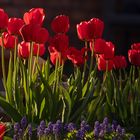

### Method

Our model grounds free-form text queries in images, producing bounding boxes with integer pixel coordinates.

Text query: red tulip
[7,18,24,35]
[23,8,45,26]
[89,18,104,39]
[0,32,18,49]
[90,38,106,54]
[48,45,68,65]
[98,55,113,71]
[128,49,140,66]
[51,15,70,33]
[20,24,49,44]
[33,43,45,56]
[77,18,104,41]
[49,34,69,52]
[48,34,69,65]
[103,41,115,60]
[76,21,91,41]
[131,43,140,50]
[0,8,8,30]
[67,47,86,66]
[18,41,30,58]
[113,55,127,69]
[0,123,6,140]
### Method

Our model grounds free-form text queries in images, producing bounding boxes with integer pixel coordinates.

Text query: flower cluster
[93,117,130,139]
[12,117,135,140]
[13,116,32,140]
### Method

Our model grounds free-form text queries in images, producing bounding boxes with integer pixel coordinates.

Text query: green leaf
[6,51,14,105]
[59,85,72,123]
[44,57,50,81]
[0,96,22,122]
[70,80,95,122]
[3,136,12,140]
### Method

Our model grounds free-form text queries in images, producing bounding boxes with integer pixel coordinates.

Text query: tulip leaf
[0,96,22,122]
[6,51,14,105]
[59,85,72,123]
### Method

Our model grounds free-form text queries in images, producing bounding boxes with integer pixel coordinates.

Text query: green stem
[32,44,40,76]
[60,61,64,81]
[14,37,17,67]
[27,42,34,121]
[119,69,122,92]
[1,36,6,91]
[88,40,94,77]
[82,41,88,86]
[53,57,59,93]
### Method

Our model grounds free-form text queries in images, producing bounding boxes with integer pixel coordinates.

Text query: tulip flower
[67,47,87,66]
[113,55,127,69]
[0,32,18,49]
[0,123,6,140]
[0,8,8,30]
[77,18,104,41]
[89,18,104,39]
[48,45,68,65]
[49,34,69,51]
[90,38,106,54]
[48,34,69,65]
[103,41,115,60]
[7,18,24,35]
[20,23,49,44]
[98,55,114,71]
[51,15,70,33]
[131,43,140,50]
[128,49,140,66]
[33,43,46,56]
[23,8,45,26]
[18,41,30,58]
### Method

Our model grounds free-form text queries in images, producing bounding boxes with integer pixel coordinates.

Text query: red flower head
[77,18,104,41]
[33,43,46,56]
[0,32,18,49]
[49,34,69,52]
[23,8,45,26]
[128,49,140,66]
[20,23,49,44]
[131,43,140,50]
[0,123,6,140]
[90,38,106,54]
[7,18,24,35]
[98,55,114,71]
[103,41,115,60]
[89,18,104,39]
[0,9,8,30]
[18,41,30,58]
[113,55,127,69]
[76,21,90,41]
[51,15,70,33]
[67,47,86,66]
[48,34,69,65]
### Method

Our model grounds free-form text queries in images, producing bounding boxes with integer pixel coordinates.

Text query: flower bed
[0,8,139,139]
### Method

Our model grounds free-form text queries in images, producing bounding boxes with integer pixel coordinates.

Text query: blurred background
[0,0,140,89]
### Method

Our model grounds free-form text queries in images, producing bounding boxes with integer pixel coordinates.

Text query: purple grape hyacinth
[20,116,27,129]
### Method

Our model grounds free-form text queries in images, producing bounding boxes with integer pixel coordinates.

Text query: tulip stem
[82,41,88,86]
[27,41,34,120]
[1,36,7,98]
[119,69,122,91]
[32,44,40,76]
[88,40,94,78]
[53,57,59,93]
[14,37,17,67]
